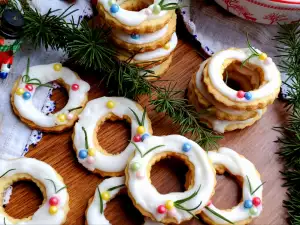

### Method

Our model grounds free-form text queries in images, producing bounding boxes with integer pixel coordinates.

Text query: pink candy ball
[136,171,144,180]
[87,156,95,164]
[67,113,74,120]
[264,57,273,65]
[167,208,177,217]
[145,8,152,15]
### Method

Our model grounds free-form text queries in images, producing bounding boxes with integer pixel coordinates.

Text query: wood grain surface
[4,25,288,225]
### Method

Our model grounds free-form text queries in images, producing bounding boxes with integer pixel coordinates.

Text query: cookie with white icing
[111,13,177,53]
[11,63,90,133]
[0,157,69,224]
[86,176,163,225]
[191,59,265,121]
[117,32,178,67]
[125,135,216,224]
[200,147,263,225]
[97,0,177,34]
[202,48,281,111]
[72,97,152,177]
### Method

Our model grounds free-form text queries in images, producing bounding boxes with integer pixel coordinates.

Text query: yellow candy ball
[137,126,145,135]
[16,88,25,96]
[57,114,67,122]
[101,191,110,201]
[165,200,174,210]
[49,206,58,215]
[88,148,96,156]
[164,43,171,50]
[53,63,62,71]
[106,100,115,109]
[259,53,267,61]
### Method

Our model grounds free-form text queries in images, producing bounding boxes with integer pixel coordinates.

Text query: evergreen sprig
[275,21,300,224]
[151,84,223,149]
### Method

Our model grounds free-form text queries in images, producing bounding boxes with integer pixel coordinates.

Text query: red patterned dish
[215,0,300,25]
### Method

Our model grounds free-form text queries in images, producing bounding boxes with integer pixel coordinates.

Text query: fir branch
[150,84,223,149]
[275,21,300,225]
[22,7,74,50]
[107,184,125,192]
[0,169,16,178]
[65,20,116,72]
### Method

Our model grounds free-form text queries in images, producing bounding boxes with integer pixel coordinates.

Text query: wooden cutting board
[3,29,287,225]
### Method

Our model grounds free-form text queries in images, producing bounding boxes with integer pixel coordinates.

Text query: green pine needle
[107,184,125,192]
[205,206,234,224]
[97,187,104,214]
[0,169,16,178]
[82,127,89,149]
[275,21,300,225]
[45,179,66,194]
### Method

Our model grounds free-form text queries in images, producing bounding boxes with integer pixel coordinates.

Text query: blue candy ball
[245,92,252,100]
[131,34,140,40]
[110,4,119,13]
[141,133,150,141]
[182,143,192,152]
[23,91,31,100]
[244,200,253,209]
[0,72,8,79]
[79,150,88,159]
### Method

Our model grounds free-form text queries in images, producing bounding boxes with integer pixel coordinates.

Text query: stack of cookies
[96,0,178,78]
[188,47,281,133]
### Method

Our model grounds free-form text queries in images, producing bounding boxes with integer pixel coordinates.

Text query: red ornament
[133,135,142,142]
[252,197,261,206]
[157,205,166,214]
[72,84,79,91]
[207,200,212,206]
[25,84,33,91]
[49,196,59,206]
[237,90,245,98]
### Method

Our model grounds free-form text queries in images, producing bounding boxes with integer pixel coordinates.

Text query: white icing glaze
[195,60,263,116]
[73,97,152,173]
[113,24,168,44]
[207,48,281,102]
[134,33,177,61]
[200,109,263,133]
[202,147,263,224]
[99,0,177,27]
[86,176,125,225]
[0,158,68,224]
[13,64,90,128]
[127,135,215,223]
[86,177,163,225]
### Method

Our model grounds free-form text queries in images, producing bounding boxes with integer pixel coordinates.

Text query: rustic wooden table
[4,27,288,225]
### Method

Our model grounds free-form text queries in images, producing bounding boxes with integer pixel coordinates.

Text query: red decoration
[263,13,288,25]
[91,0,97,6]
[157,205,166,214]
[25,84,33,91]
[49,196,59,206]
[72,84,79,91]
[133,135,142,142]
[207,200,212,206]
[237,90,245,98]
[252,197,261,206]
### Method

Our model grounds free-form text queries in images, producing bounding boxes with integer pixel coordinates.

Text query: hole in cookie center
[105,194,144,225]
[96,114,131,155]
[223,60,263,92]
[4,180,44,219]
[121,0,154,11]
[211,172,242,209]
[150,154,191,194]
